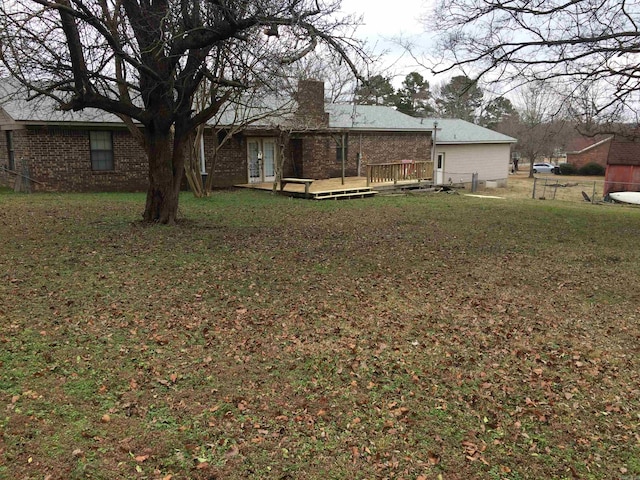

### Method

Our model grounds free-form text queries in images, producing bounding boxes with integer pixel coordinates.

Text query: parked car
[532,162,560,174]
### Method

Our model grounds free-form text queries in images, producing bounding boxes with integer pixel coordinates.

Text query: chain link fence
[531,177,640,204]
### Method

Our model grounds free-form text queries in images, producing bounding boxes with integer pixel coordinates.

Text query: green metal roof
[326,104,516,143]
[420,117,516,144]
[0,78,516,144]
[326,104,432,131]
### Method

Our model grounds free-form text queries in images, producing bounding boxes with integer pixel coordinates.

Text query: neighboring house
[425,118,516,187]
[565,135,612,170]
[604,134,640,195]
[0,79,516,192]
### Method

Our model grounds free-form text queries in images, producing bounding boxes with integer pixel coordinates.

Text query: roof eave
[335,127,434,133]
[438,139,517,144]
[18,120,132,128]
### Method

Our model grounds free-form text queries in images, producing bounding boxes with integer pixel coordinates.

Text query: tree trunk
[143,132,186,224]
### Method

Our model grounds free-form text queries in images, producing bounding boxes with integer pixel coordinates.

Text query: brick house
[210,81,438,188]
[565,136,612,170]
[0,79,514,192]
[0,87,150,192]
[604,134,640,195]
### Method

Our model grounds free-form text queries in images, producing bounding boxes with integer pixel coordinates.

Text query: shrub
[559,163,578,175]
[577,162,606,176]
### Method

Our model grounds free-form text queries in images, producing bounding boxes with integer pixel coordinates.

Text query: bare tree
[505,82,567,177]
[279,49,367,103]
[428,0,640,123]
[0,0,364,224]
[184,80,295,197]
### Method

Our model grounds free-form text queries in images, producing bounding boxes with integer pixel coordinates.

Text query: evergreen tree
[394,72,434,117]
[480,96,518,129]
[355,75,395,105]
[435,75,483,122]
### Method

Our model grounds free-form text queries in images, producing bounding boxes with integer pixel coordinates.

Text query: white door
[262,139,276,183]
[436,152,445,185]
[247,138,277,183]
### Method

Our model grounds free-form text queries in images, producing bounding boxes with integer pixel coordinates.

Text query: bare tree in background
[280,49,370,103]
[428,0,640,124]
[505,82,567,178]
[0,0,364,224]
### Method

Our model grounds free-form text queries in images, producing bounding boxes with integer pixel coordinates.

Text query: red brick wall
[1,123,432,191]
[0,130,9,187]
[358,132,432,165]
[296,80,329,128]
[204,130,247,187]
[566,140,611,169]
[1,125,300,191]
[4,126,149,192]
[0,129,31,189]
[297,131,432,179]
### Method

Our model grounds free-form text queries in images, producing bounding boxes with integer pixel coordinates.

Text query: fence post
[532,177,537,199]
[553,180,558,200]
[592,181,596,203]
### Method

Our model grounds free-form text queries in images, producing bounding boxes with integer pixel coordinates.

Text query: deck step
[313,186,374,197]
[313,190,377,200]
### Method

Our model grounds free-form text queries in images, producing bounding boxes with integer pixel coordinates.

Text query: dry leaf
[225,445,239,458]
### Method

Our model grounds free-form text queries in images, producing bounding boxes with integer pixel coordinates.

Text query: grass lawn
[1,189,639,480]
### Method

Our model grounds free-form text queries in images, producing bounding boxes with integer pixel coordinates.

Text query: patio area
[236,161,435,200]
[236,176,433,200]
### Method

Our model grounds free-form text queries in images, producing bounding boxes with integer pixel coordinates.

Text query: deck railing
[366,160,434,186]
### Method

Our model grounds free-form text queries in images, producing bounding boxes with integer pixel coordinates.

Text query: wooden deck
[236,176,432,200]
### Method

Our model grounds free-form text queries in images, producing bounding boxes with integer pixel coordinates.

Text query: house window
[336,133,348,163]
[90,131,114,171]
[6,131,15,171]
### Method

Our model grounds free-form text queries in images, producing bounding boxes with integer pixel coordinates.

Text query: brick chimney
[296,80,329,128]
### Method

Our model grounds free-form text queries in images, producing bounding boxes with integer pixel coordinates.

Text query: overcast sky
[338,0,436,86]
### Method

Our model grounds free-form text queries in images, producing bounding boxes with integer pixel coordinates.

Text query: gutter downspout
[432,121,438,184]
[199,134,206,175]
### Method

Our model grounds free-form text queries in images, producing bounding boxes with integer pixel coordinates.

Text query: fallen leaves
[3,192,640,480]
[462,440,489,465]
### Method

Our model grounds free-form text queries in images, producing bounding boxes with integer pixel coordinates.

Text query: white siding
[434,143,510,184]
